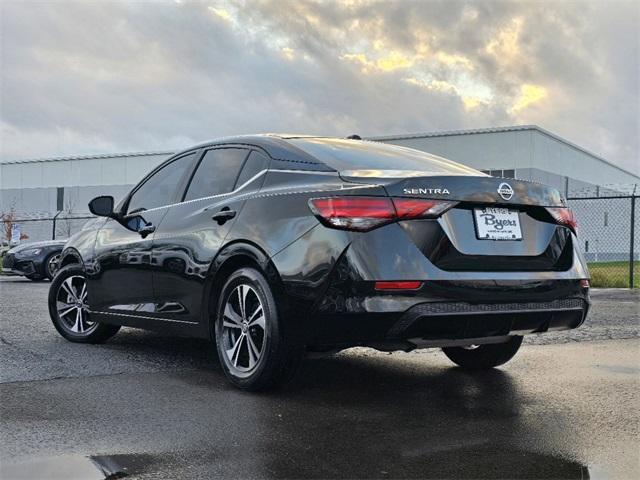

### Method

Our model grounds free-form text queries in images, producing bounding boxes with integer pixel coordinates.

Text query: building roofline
[2,126,637,180]
[0,134,318,165]
[0,150,175,165]
[368,125,640,181]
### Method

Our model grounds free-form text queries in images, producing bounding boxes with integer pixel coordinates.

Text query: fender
[202,240,287,338]
[209,240,272,278]
[58,247,84,270]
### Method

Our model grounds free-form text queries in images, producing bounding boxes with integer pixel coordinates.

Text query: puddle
[0,453,166,480]
[0,454,124,480]
[0,449,597,479]
[91,453,160,477]
[0,453,171,480]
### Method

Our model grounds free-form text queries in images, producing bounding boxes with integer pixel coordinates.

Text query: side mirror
[88,196,115,217]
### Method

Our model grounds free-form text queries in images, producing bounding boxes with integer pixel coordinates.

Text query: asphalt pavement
[0,276,639,479]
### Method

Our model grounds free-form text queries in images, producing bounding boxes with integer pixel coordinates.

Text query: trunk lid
[340,171,573,272]
[340,172,565,207]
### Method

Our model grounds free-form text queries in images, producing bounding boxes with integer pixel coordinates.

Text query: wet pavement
[1,277,639,479]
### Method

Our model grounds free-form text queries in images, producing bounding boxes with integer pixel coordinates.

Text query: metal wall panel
[379,130,638,188]
[382,130,532,172]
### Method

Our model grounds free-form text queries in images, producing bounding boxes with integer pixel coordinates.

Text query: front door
[88,152,198,314]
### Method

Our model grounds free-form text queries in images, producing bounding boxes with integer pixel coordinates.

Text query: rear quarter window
[184,148,249,201]
[235,150,270,188]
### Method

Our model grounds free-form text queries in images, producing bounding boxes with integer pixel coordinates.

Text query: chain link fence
[2,193,638,288]
[568,194,638,288]
[1,215,94,244]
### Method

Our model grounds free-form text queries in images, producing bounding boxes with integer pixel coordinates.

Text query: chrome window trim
[129,169,339,214]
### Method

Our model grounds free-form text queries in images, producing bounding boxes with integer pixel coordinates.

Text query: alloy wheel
[55,275,96,334]
[221,284,266,374]
[47,254,61,277]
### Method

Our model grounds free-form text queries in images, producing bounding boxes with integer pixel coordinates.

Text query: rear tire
[214,267,302,391]
[442,336,523,369]
[48,265,120,344]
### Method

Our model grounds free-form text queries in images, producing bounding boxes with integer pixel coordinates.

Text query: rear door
[150,147,269,324]
[89,152,197,313]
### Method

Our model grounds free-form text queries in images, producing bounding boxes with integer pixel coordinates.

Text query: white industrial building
[1,125,638,257]
[370,125,639,196]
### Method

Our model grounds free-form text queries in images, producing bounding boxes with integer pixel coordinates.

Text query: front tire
[214,267,302,391]
[442,336,523,369]
[44,252,61,280]
[48,265,120,343]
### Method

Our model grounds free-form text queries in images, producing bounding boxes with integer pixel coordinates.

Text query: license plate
[474,207,522,240]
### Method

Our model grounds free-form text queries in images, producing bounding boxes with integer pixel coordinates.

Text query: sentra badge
[403,188,450,195]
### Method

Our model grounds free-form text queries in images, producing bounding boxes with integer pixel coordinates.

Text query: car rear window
[287,138,480,176]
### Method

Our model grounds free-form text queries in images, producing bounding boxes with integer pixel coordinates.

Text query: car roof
[171,134,478,176]
[172,134,336,172]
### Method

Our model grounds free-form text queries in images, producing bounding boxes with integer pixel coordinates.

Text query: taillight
[392,198,456,219]
[308,196,456,232]
[308,197,395,231]
[547,207,578,234]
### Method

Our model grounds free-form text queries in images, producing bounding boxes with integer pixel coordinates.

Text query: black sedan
[48,135,590,390]
[3,239,65,281]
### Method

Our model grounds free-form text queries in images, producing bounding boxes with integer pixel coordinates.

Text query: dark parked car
[48,135,590,390]
[3,239,65,280]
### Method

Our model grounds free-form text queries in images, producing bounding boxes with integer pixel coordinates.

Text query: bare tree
[58,196,77,239]
[1,205,29,243]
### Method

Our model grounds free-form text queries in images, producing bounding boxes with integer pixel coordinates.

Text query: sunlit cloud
[462,97,486,110]
[435,51,474,70]
[486,17,524,61]
[281,47,295,61]
[376,51,415,71]
[511,84,548,113]
[405,77,457,95]
[0,0,637,175]
[208,6,232,22]
[341,51,415,72]
[405,75,493,111]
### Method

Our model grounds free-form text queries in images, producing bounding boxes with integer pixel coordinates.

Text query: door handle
[212,208,236,225]
[138,224,156,238]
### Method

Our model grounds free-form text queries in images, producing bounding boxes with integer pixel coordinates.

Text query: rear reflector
[580,279,590,288]
[374,281,423,291]
[547,207,578,234]
[309,196,456,231]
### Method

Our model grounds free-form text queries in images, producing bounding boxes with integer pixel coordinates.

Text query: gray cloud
[1,0,638,176]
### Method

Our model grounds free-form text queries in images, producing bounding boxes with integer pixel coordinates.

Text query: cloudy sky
[1,0,638,174]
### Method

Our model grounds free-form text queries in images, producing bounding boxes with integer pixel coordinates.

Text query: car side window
[235,150,270,188]
[184,148,249,201]
[127,153,196,214]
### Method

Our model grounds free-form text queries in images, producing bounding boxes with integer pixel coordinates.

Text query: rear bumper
[305,280,589,347]
[387,298,587,339]
[308,297,588,348]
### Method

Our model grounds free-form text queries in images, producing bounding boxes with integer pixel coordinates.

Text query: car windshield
[287,138,482,176]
